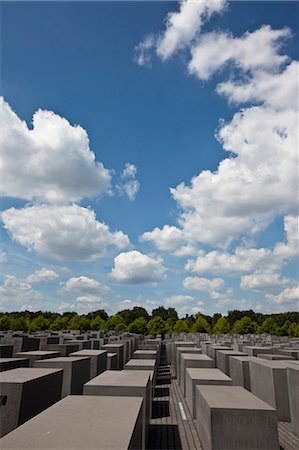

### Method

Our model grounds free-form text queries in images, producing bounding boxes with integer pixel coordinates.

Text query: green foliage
[147,316,166,335]
[68,315,90,331]
[191,316,211,333]
[259,317,278,334]
[213,317,230,334]
[90,315,106,331]
[173,319,190,333]
[105,315,127,332]
[0,315,12,331]
[127,317,148,334]
[117,307,149,325]
[232,316,257,334]
[287,322,299,337]
[152,307,178,322]
[29,315,50,332]
[50,316,69,331]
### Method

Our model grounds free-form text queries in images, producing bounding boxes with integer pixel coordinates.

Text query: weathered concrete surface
[229,356,256,391]
[0,358,29,372]
[287,365,299,437]
[15,351,60,367]
[180,353,213,397]
[69,349,107,379]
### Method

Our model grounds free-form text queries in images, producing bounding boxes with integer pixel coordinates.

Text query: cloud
[183,276,224,291]
[0,251,7,263]
[111,250,166,284]
[164,294,194,306]
[1,204,130,261]
[140,225,183,252]
[188,26,290,80]
[62,276,109,295]
[0,275,43,307]
[117,162,140,201]
[266,286,299,305]
[240,271,292,292]
[26,268,59,283]
[135,0,226,65]
[274,215,299,258]
[76,295,103,303]
[1,97,112,203]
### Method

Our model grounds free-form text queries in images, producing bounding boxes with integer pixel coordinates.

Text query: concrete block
[207,346,233,367]
[0,367,62,437]
[63,340,91,349]
[217,351,247,376]
[132,350,157,360]
[102,344,124,369]
[83,370,151,449]
[34,356,90,397]
[46,343,80,356]
[229,356,256,391]
[0,358,29,372]
[243,346,273,357]
[287,365,299,437]
[279,349,299,360]
[0,395,143,450]
[0,345,13,358]
[257,353,295,360]
[107,352,117,369]
[249,359,291,421]
[176,347,202,383]
[15,351,60,367]
[195,385,279,450]
[69,350,107,379]
[180,354,213,397]
[185,368,232,419]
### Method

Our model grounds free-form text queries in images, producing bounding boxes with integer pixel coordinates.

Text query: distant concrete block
[279,349,299,360]
[287,365,299,437]
[217,351,247,376]
[257,354,295,360]
[0,395,143,450]
[132,350,157,360]
[180,354,213,397]
[102,344,124,369]
[0,367,62,437]
[69,350,107,379]
[0,358,29,372]
[34,356,90,397]
[185,368,232,419]
[176,347,202,383]
[229,356,256,391]
[107,352,117,370]
[243,346,274,357]
[195,385,279,450]
[207,346,233,368]
[0,345,13,358]
[46,343,80,356]
[15,351,60,367]
[249,359,291,421]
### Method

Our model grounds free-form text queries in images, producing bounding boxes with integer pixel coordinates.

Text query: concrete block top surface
[218,350,246,356]
[102,344,124,348]
[250,359,295,368]
[229,355,257,362]
[0,358,29,363]
[196,385,276,411]
[134,350,157,355]
[125,359,156,367]
[15,351,60,357]
[0,367,62,383]
[187,368,231,381]
[181,353,211,361]
[68,350,107,356]
[0,395,143,449]
[177,347,200,352]
[85,369,151,387]
[35,356,90,363]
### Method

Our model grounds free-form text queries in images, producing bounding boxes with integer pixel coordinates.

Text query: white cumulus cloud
[117,162,140,201]
[111,250,166,284]
[1,204,130,261]
[240,272,291,292]
[26,267,59,283]
[62,275,109,295]
[183,276,224,291]
[0,97,112,203]
[141,225,183,252]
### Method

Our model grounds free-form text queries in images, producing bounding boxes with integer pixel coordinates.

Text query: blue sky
[1,0,298,316]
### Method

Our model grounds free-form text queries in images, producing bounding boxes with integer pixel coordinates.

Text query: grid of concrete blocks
[0,330,298,449]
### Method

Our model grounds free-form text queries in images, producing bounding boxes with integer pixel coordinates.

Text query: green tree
[105,314,127,332]
[147,316,166,335]
[288,322,299,337]
[213,317,230,334]
[232,316,257,334]
[68,315,90,330]
[0,315,12,331]
[191,316,211,333]
[90,315,106,331]
[127,317,148,334]
[152,306,178,322]
[260,317,278,334]
[117,307,149,325]
[30,315,50,332]
[50,315,69,331]
[173,319,190,333]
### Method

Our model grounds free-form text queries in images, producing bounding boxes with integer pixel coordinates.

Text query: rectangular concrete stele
[133,350,157,361]
[0,367,63,438]
[257,353,295,360]
[124,359,156,371]
[46,344,80,356]
[217,351,247,376]
[176,347,202,383]
[207,346,233,368]
[243,346,273,356]
[0,345,13,358]
[102,344,124,369]
[69,350,107,379]
[180,354,213,397]
[14,351,61,367]
[287,365,299,437]
[229,356,256,391]
[195,385,279,450]
[63,340,92,350]
[0,358,30,372]
[34,357,90,398]
[172,342,196,376]
[83,369,151,450]
[185,367,232,419]
[0,395,144,450]
[279,349,299,360]
[249,359,291,421]
[107,352,117,370]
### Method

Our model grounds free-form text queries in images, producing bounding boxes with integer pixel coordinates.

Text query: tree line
[0,307,298,337]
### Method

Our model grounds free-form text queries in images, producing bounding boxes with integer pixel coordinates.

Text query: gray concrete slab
[69,350,107,379]
[185,367,232,419]
[0,358,29,372]
[287,365,299,437]
[229,356,256,391]
[195,385,279,450]
[46,343,80,356]
[0,367,62,437]
[176,347,202,383]
[0,395,143,450]
[243,346,274,356]
[0,345,13,358]
[257,353,295,360]
[217,350,247,376]
[102,344,124,369]
[15,351,60,367]
[107,352,117,369]
[180,354,213,397]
